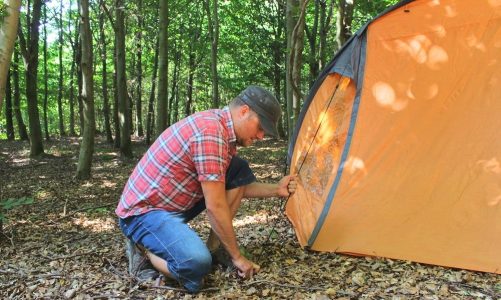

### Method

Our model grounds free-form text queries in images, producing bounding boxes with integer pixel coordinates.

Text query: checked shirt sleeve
[190,127,229,183]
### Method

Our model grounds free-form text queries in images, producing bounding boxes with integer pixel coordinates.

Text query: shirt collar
[222,106,236,144]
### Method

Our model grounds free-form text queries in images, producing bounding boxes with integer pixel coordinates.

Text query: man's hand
[232,255,260,279]
[277,174,297,197]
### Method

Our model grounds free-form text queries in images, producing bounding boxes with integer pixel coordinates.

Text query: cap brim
[257,114,279,138]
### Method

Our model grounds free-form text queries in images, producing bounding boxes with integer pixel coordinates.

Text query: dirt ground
[0,137,499,299]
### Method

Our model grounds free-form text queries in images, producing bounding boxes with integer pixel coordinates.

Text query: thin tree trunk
[116,0,132,157]
[75,0,95,179]
[336,0,354,48]
[272,0,285,138]
[289,0,308,128]
[318,0,333,70]
[305,0,319,87]
[286,0,299,139]
[155,0,168,136]
[185,19,200,117]
[5,72,15,140]
[70,3,83,136]
[12,50,28,140]
[57,0,65,136]
[75,27,83,135]
[99,9,113,143]
[185,48,195,117]
[146,37,159,145]
[68,10,78,136]
[69,56,77,136]
[113,45,120,149]
[96,0,120,147]
[204,0,219,108]
[18,0,45,157]
[43,3,49,140]
[0,0,21,110]
[135,0,144,137]
[128,81,133,135]
[77,68,83,134]
[169,48,180,124]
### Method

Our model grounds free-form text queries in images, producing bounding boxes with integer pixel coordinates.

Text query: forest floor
[0,136,499,300]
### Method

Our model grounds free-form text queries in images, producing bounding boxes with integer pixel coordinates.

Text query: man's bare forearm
[202,181,242,259]
[244,182,279,198]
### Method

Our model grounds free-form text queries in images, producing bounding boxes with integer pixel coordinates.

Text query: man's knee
[174,249,212,293]
[184,250,212,274]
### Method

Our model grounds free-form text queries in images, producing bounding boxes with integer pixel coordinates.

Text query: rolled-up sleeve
[190,127,229,183]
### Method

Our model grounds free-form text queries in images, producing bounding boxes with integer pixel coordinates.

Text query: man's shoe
[125,239,159,281]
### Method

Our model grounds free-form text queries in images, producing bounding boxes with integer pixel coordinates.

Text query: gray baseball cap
[237,85,281,137]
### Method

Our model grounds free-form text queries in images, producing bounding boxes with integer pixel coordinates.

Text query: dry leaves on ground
[0,137,499,299]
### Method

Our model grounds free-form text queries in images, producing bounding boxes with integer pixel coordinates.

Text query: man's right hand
[232,255,260,279]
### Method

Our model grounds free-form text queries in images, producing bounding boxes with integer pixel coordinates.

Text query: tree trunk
[286,0,298,139]
[112,44,120,149]
[272,0,285,138]
[185,18,200,117]
[75,29,83,135]
[69,55,76,136]
[75,0,95,180]
[12,50,28,140]
[5,72,15,140]
[305,0,319,88]
[0,0,21,111]
[146,38,159,145]
[204,0,219,108]
[318,0,333,70]
[43,2,49,140]
[289,0,308,129]
[135,0,144,137]
[128,81,133,135]
[155,0,168,137]
[116,0,132,157]
[336,0,354,48]
[57,0,65,136]
[169,48,180,124]
[68,5,78,136]
[99,9,113,144]
[18,0,44,157]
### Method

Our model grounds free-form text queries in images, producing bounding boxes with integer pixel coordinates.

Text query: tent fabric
[286,0,501,274]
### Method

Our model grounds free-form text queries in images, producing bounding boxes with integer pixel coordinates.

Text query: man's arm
[244,175,297,198]
[201,181,260,278]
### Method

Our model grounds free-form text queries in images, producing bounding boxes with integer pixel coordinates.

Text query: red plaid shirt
[116,107,237,218]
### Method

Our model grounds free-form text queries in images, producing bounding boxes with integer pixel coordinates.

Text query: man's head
[230,86,281,147]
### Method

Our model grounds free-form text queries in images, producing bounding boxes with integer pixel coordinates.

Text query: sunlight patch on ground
[100,179,118,188]
[72,216,116,233]
[248,163,269,168]
[11,157,31,166]
[35,190,54,200]
[233,211,279,228]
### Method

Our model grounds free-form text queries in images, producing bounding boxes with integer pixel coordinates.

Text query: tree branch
[16,20,28,61]
[99,0,116,32]
[289,0,311,102]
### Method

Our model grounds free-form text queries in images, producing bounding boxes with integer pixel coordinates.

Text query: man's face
[236,107,265,147]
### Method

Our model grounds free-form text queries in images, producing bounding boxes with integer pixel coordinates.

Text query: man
[116,86,296,292]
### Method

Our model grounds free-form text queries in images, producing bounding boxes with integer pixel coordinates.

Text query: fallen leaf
[352,272,366,286]
[246,287,257,295]
[64,289,76,299]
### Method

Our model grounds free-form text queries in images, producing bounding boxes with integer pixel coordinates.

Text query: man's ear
[239,104,250,117]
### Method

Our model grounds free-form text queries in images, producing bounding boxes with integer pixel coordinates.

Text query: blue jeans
[119,156,256,292]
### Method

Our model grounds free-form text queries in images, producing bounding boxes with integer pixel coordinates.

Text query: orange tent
[286,0,501,274]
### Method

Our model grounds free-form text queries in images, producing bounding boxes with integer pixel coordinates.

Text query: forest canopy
[0,0,399,145]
